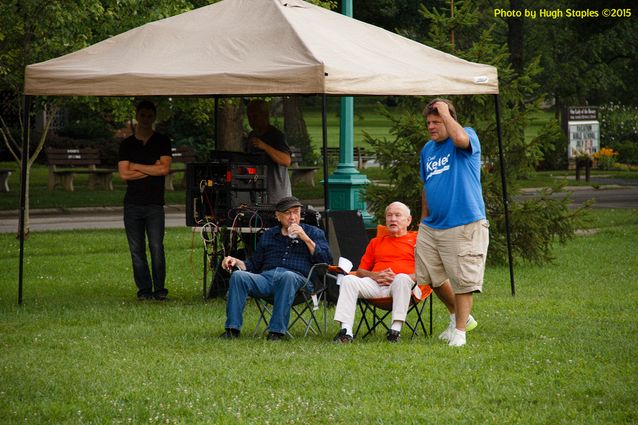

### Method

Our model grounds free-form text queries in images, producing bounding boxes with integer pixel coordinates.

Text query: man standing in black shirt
[118,101,173,300]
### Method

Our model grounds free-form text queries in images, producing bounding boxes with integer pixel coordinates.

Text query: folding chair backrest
[324,210,369,270]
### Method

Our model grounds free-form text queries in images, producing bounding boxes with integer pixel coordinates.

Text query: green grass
[524,109,554,143]
[301,98,398,150]
[1,209,637,424]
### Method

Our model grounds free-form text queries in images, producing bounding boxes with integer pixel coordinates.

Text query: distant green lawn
[302,97,399,150]
[1,208,637,424]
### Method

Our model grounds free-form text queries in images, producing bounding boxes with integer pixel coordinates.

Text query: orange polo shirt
[358,232,416,274]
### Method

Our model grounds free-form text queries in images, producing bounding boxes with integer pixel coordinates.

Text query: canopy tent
[18,0,514,302]
[25,0,497,97]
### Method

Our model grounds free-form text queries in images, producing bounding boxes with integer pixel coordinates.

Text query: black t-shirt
[118,132,172,205]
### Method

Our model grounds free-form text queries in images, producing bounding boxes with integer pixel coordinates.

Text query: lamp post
[326,0,374,226]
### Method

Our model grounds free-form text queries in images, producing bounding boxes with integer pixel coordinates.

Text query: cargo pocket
[458,249,485,287]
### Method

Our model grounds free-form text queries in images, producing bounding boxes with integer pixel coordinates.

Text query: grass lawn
[1,209,637,424]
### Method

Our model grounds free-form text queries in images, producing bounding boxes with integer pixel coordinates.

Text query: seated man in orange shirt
[333,202,417,343]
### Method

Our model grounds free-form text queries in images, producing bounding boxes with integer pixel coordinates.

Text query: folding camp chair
[354,283,433,339]
[327,217,434,339]
[252,263,336,338]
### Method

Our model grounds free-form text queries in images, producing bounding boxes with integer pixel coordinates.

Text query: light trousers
[334,273,414,330]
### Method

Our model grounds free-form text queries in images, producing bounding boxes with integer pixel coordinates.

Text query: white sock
[449,313,456,324]
[454,328,466,335]
[391,321,402,332]
[342,325,353,337]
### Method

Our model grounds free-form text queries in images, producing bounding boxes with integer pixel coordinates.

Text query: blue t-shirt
[419,127,486,229]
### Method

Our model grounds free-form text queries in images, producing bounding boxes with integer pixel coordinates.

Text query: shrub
[599,102,638,164]
[534,118,569,170]
[592,147,618,170]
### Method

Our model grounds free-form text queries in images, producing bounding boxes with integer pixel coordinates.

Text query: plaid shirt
[245,224,332,277]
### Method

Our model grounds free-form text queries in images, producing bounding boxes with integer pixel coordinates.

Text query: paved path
[0,200,327,234]
[0,205,188,234]
[517,184,638,209]
[1,180,636,234]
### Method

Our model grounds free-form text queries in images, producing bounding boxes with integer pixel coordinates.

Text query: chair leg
[252,298,272,337]
[355,301,373,337]
[357,302,391,339]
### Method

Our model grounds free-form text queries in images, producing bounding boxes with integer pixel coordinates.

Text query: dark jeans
[123,203,167,297]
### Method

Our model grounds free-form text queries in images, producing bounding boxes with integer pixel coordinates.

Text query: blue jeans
[123,203,167,297]
[225,268,306,334]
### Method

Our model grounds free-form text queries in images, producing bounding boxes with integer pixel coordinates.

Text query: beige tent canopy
[25,0,498,97]
[18,0,514,302]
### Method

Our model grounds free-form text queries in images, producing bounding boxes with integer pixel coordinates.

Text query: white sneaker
[448,329,466,347]
[466,315,478,332]
[439,316,477,341]
[438,321,455,341]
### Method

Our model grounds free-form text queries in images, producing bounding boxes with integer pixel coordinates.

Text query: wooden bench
[166,146,196,191]
[289,146,319,187]
[0,168,13,192]
[325,146,376,169]
[46,147,115,191]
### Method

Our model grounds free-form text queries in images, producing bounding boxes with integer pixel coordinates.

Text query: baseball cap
[275,196,303,212]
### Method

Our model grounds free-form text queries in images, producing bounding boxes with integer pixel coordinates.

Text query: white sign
[568,120,599,159]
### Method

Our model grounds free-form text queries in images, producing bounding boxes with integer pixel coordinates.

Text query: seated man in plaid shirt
[220,196,332,341]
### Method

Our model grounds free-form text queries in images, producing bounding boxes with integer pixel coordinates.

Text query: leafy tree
[364,0,586,265]
[599,102,638,165]
[533,118,569,171]
[523,0,638,111]
[0,0,217,235]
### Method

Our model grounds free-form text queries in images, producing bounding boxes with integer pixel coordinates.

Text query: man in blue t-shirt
[415,99,490,347]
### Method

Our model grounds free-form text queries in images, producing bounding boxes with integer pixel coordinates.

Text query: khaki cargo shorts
[415,219,489,294]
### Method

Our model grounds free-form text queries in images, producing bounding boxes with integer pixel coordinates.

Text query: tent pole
[18,95,31,305]
[213,96,219,153]
[494,94,515,296]
[321,94,330,241]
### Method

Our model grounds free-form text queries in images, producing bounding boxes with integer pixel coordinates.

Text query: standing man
[220,196,332,341]
[118,100,172,301]
[245,99,292,204]
[415,98,489,347]
[333,202,417,344]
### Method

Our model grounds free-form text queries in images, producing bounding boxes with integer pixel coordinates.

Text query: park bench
[46,147,115,191]
[0,168,13,192]
[289,146,319,187]
[165,145,196,191]
[325,146,376,169]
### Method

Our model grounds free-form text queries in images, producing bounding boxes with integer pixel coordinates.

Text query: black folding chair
[252,263,335,338]
[354,284,433,339]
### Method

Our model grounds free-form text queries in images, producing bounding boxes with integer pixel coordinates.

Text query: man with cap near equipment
[220,196,332,341]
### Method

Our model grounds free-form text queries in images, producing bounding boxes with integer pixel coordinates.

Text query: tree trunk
[283,96,314,164]
[216,99,244,152]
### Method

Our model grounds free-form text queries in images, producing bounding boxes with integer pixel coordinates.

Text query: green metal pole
[327,0,374,226]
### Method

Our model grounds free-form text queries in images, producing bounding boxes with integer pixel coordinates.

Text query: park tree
[0,0,210,236]
[363,0,586,265]
[513,0,638,113]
